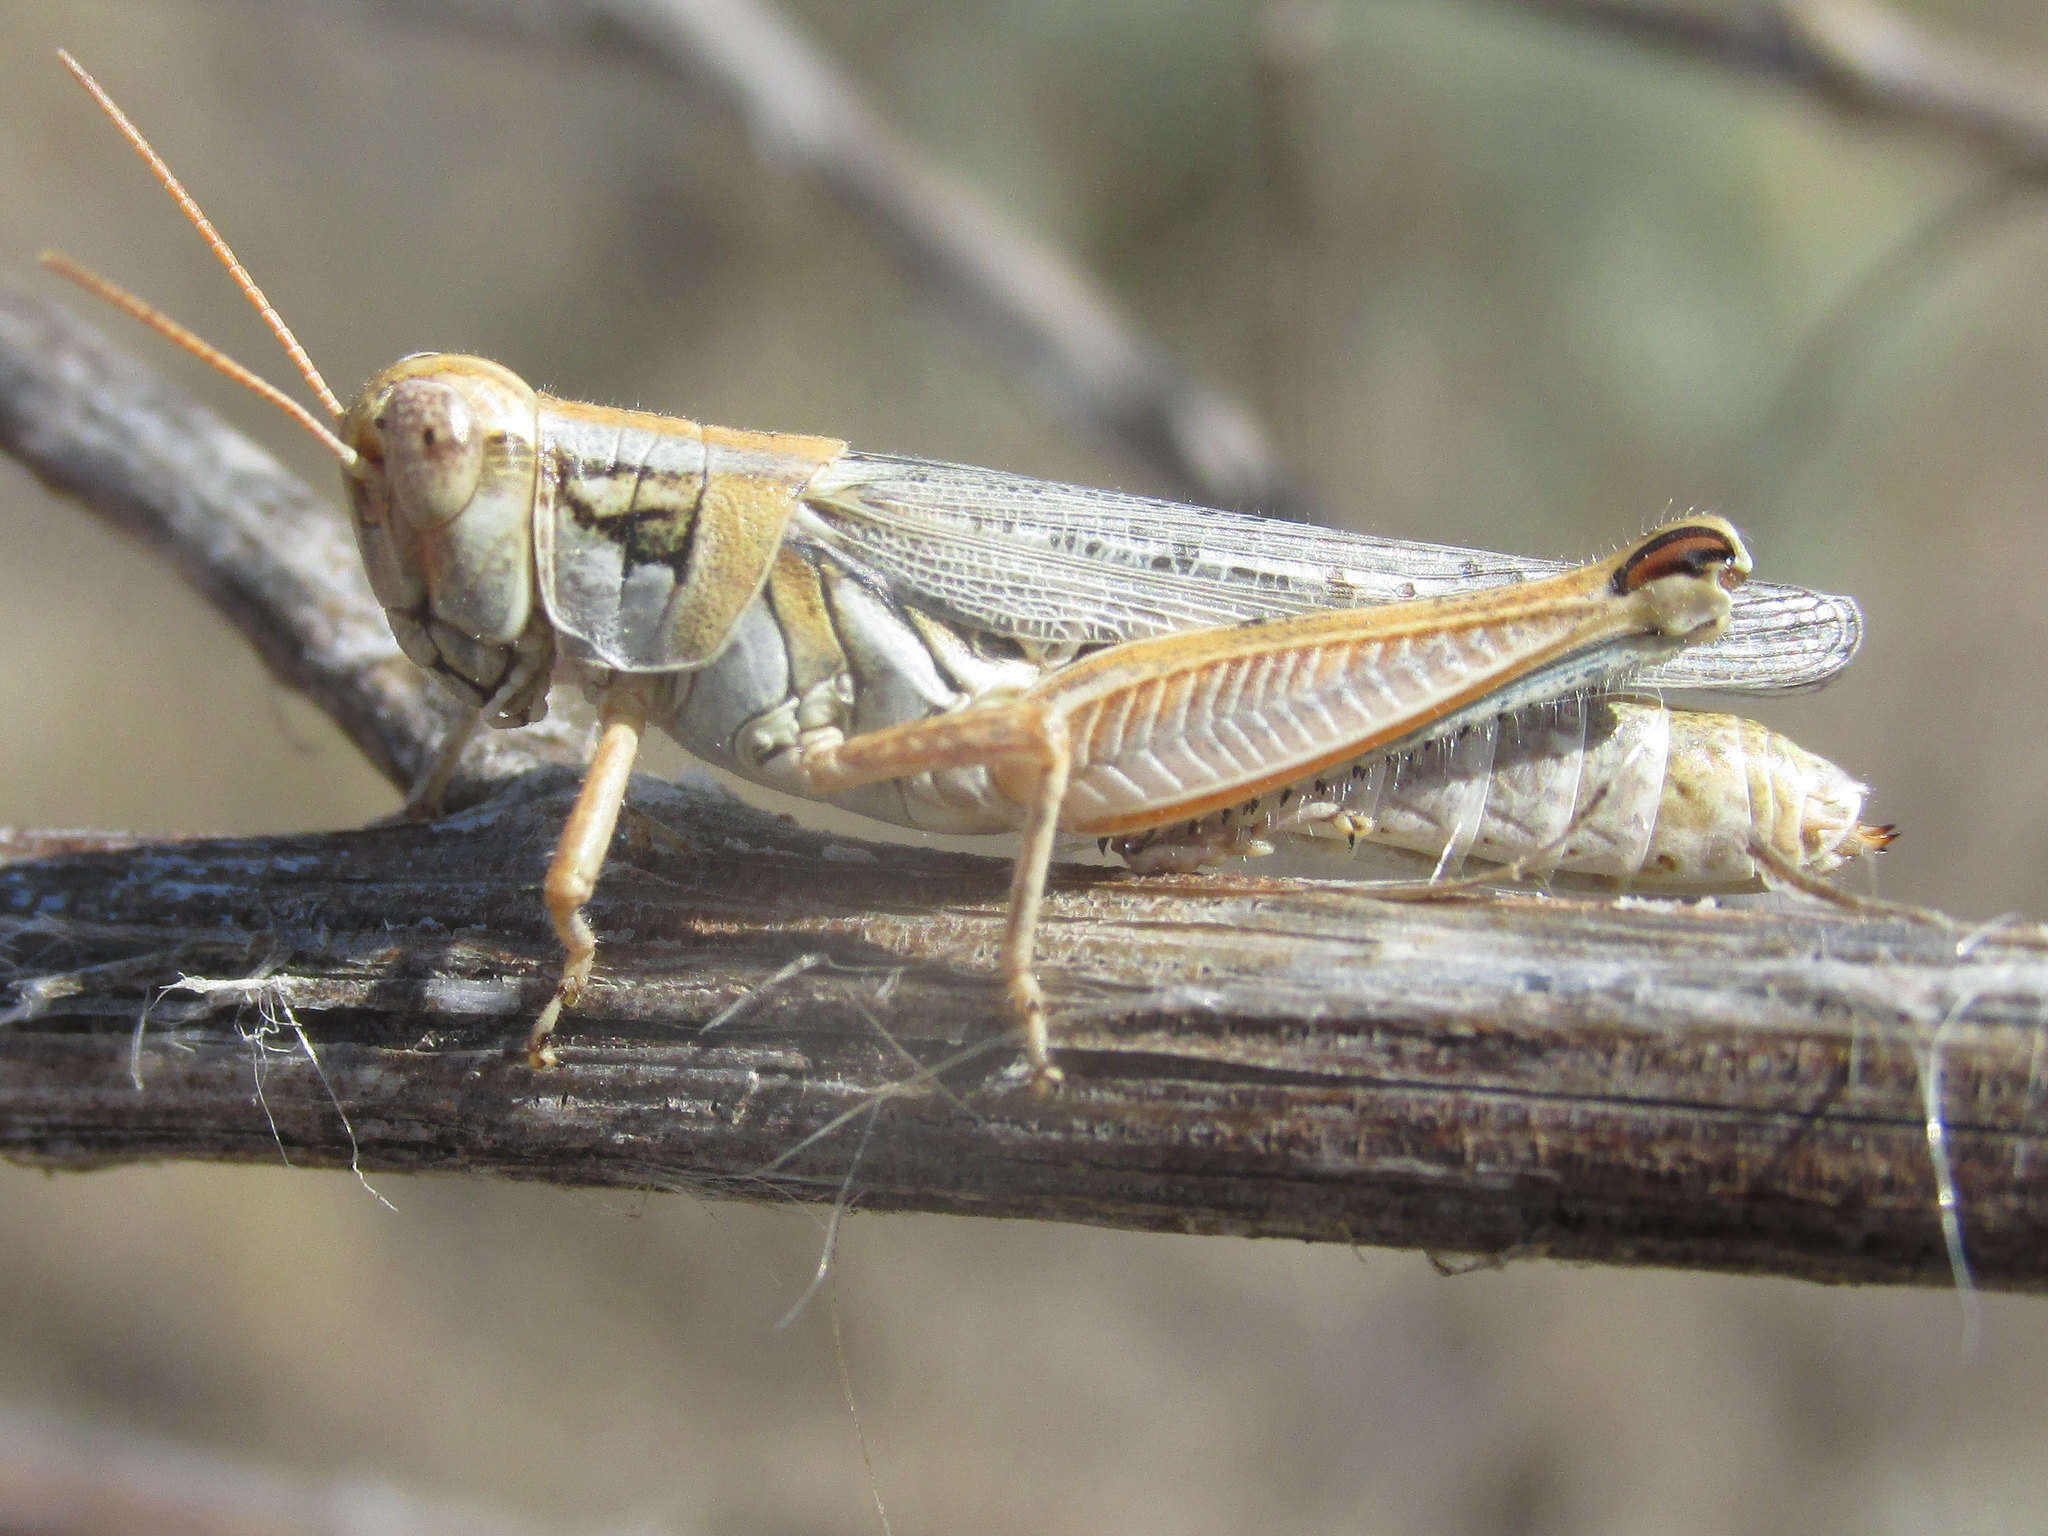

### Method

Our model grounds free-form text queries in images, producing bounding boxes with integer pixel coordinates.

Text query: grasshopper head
[342,354,554,721]
[48,55,558,724]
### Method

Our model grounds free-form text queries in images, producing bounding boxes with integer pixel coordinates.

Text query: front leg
[523,681,653,1067]
[402,708,482,819]
[800,701,1074,1092]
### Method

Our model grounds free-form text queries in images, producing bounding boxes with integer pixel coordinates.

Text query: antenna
[48,49,359,468]
[39,251,356,466]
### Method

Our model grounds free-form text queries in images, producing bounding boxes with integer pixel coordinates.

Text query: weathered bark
[3,774,2047,1289]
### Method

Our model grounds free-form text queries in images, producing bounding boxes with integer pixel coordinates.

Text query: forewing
[800,452,1862,692]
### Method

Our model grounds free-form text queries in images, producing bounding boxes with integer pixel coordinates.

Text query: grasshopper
[47,53,1881,1089]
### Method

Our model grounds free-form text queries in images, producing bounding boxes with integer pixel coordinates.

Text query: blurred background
[2,1,2045,1530]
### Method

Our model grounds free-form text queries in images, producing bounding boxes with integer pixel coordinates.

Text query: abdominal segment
[1113,696,1891,889]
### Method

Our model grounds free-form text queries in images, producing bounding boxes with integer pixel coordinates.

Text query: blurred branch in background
[192,0,2048,530]
[1490,0,2048,168]
[1745,169,2028,512]
[330,0,1303,514]
[285,0,2048,531]
[0,1406,560,1536]
[1476,0,2048,519]
[3,288,2046,1291]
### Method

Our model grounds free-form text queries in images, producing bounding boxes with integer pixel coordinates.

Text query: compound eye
[379,378,483,529]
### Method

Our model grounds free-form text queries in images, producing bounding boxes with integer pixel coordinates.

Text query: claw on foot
[522,991,567,1069]
[1010,982,1064,1095]
[1028,1059,1066,1097]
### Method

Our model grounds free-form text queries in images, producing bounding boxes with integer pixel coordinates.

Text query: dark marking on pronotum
[1612,523,1740,596]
